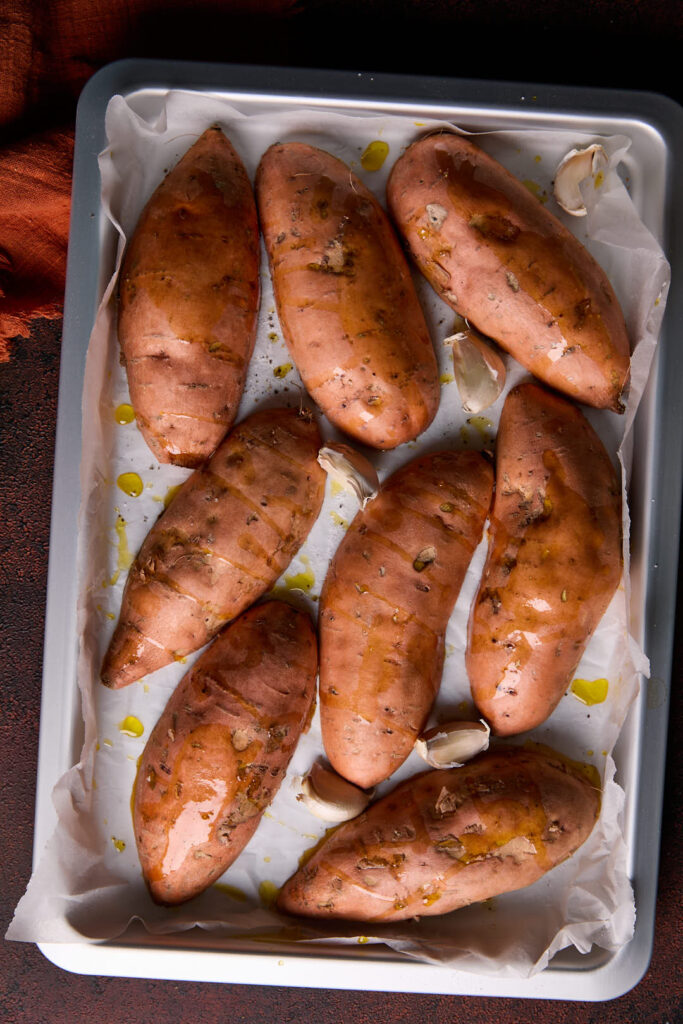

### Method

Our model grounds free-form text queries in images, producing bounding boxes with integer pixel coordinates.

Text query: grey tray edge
[31,58,683,1002]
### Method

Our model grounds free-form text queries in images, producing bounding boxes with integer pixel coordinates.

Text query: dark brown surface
[1,1,683,1019]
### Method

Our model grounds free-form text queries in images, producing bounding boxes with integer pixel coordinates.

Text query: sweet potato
[101,407,325,689]
[277,746,600,921]
[319,450,493,788]
[118,126,260,468]
[467,382,622,735]
[134,600,318,905]
[387,132,630,411]
[256,142,440,448]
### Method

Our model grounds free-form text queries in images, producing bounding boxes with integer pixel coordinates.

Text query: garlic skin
[448,325,506,413]
[317,443,379,508]
[297,761,373,822]
[414,719,491,769]
[553,144,608,217]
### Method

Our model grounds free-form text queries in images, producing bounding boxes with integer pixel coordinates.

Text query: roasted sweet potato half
[256,142,440,448]
[101,407,325,689]
[118,126,260,467]
[134,600,318,905]
[387,132,630,411]
[319,450,493,788]
[277,746,600,922]
[467,382,622,735]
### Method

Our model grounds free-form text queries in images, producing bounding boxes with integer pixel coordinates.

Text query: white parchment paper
[8,89,672,978]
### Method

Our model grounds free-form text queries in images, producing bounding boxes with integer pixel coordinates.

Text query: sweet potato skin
[319,451,493,788]
[467,382,622,736]
[256,142,440,449]
[277,746,600,922]
[118,127,260,468]
[387,132,630,411]
[101,407,325,689]
[134,600,318,905]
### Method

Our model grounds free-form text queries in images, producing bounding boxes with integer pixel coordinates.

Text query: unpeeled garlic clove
[317,443,379,508]
[553,144,608,217]
[448,325,506,413]
[414,719,491,769]
[297,761,373,822]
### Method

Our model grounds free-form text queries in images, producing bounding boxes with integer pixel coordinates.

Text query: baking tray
[32,59,683,999]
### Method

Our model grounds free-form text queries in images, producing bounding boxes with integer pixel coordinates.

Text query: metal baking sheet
[31,60,683,999]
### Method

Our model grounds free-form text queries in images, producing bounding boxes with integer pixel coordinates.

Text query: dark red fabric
[0,0,300,357]
[0,129,73,358]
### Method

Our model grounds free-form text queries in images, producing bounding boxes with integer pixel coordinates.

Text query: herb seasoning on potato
[101,407,325,689]
[319,450,493,788]
[134,600,318,905]
[387,132,630,411]
[277,746,600,921]
[467,382,622,735]
[256,142,440,448]
[118,126,260,467]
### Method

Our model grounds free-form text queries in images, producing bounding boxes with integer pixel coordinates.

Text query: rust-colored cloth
[0,129,73,359]
[0,0,299,358]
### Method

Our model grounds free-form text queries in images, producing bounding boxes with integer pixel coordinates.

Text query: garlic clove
[317,443,379,509]
[414,719,491,769]
[553,144,608,217]
[297,761,373,822]
[448,325,506,414]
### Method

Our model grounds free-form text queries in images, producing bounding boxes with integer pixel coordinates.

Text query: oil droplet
[360,140,389,171]
[594,170,605,189]
[522,179,548,204]
[111,836,126,853]
[273,363,292,379]
[298,826,340,869]
[103,738,113,747]
[330,511,348,529]
[534,154,542,163]
[422,891,441,906]
[268,332,279,343]
[523,740,601,789]
[586,749,594,756]
[163,484,183,509]
[330,479,344,498]
[284,555,315,593]
[571,677,609,706]
[468,415,493,437]
[439,372,454,385]
[109,512,133,586]
[117,472,143,498]
[264,855,271,863]
[118,715,144,738]
[115,403,135,425]
[357,936,369,944]
[258,880,280,908]
[214,882,248,902]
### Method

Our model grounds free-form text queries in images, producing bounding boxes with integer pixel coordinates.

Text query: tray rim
[31,57,683,1001]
